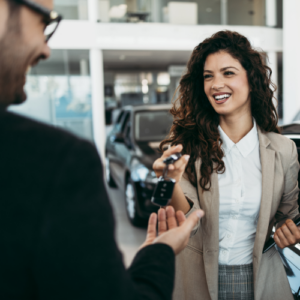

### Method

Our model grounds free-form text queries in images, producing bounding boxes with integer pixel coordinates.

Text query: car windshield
[135,110,173,141]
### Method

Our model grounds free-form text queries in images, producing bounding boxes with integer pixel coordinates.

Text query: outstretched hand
[140,206,204,255]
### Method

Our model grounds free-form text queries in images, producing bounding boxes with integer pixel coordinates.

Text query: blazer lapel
[196,159,219,300]
[253,129,275,288]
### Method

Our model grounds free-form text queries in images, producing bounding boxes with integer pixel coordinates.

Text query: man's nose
[42,43,51,60]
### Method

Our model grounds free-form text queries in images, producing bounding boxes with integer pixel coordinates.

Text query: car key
[151,152,182,207]
[262,213,300,253]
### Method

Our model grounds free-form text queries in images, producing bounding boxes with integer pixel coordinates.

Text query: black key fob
[151,152,182,207]
[151,177,176,207]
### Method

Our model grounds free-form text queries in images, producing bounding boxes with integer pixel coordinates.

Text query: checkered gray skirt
[218,263,254,300]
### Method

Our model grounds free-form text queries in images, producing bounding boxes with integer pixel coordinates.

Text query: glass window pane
[54,0,88,20]
[135,110,173,141]
[9,50,93,142]
[228,0,265,26]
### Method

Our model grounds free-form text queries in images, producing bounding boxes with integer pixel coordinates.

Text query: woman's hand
[274,219,300,249]
[140,206,204,254]
[152,144,190,183]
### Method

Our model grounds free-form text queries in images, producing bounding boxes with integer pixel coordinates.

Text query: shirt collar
[218,120,259,158]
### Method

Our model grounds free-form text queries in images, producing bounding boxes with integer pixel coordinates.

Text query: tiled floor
[106,185,147,267]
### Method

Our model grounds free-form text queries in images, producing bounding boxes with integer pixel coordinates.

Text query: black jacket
[0,110,175,300]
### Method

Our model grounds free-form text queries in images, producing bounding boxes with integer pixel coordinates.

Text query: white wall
[49,22,283,52]
[283,0,300,124]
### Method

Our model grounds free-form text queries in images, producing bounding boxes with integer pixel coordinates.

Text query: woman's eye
[224,71,234,76]
[204,74,212,79]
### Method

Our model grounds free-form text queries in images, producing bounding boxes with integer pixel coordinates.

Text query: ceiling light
[157,72,170,86]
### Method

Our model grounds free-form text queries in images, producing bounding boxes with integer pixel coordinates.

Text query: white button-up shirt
[218,121,262,265]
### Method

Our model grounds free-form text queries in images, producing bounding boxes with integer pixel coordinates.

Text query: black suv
[105,104,173,226]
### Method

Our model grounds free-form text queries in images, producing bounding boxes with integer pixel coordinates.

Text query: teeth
[214,94,230,100]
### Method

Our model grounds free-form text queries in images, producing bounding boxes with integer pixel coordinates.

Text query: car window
[114,111,124,132]
[121,112,130,133]
[135,110,173,141]
[115,111,130,133]
[116,111,124,124]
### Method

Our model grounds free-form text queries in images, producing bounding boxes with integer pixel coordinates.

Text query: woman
[153,31,300,300]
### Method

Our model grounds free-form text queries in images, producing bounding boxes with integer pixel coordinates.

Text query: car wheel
[125,178,144,227]
[105,157,117,188]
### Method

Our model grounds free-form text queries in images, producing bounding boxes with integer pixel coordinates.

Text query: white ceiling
[42,49,192,70]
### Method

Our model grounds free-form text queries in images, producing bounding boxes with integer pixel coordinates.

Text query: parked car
[105,104,173,226]
[281,122,300,207]
[279,122,300,298]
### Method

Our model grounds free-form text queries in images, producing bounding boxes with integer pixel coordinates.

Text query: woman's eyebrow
[220,66,239,71]
[203,66,239,73]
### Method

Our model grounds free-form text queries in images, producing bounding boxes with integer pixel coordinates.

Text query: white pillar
[283,0,300,124]
[80,59,89,76]
[88,0,105,158]
[90,49,106,159]
[88,0,99,22]
[265,0,277,27]
[220,0,227,25]
[267,51,278,108]
[151,0,162,23]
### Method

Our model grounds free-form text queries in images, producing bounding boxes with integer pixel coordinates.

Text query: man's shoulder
[0,110,97,158]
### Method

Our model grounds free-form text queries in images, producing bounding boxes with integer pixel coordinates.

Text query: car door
[110,111,131,187]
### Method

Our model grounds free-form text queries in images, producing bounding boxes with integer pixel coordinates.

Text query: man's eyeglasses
[13,0,63,42]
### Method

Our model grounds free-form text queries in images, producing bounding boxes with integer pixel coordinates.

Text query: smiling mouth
[213,93,231,104]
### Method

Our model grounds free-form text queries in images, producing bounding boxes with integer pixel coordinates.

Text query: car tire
[105,157,117,188]
[125,178,145,227]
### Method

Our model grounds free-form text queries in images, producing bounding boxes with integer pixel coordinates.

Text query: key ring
[151,152,182,207]
[162,164,169,178]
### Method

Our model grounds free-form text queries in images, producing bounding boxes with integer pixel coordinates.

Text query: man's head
[0,0,55,106]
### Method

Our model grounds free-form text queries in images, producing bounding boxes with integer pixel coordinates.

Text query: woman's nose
[211,78,225,90]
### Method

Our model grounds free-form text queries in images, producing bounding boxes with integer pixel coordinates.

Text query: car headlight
[131,159,158,183]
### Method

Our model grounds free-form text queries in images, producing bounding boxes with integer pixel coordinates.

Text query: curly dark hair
[160,30,280,191]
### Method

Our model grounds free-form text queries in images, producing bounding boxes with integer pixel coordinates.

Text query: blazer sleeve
[34,139,175,300]
[275,140,300,228]
[179,173,201,235]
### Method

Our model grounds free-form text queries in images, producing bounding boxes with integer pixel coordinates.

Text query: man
[0,0,204,299]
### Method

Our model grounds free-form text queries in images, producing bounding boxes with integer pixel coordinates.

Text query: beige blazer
[173,128,299,300]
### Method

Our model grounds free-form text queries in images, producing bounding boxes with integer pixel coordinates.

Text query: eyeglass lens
[44,21,58,40]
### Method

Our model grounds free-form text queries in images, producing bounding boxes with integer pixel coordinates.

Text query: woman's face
[203,51,251,118]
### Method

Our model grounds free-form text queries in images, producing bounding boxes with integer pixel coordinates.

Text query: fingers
[158,208,167,235]
[168,154,190,171]
[139,213,157,250]
[181,209,204,234]
[274,219,300,249]
[286,219,300,241]
[152,144,183,174]
[176,210,186,226]
[166,206,177,229]
[162,144,183,158]
[146,213,157,240]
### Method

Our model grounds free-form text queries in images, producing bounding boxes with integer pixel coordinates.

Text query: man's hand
[140,206,204,255]
[274,219,300,249]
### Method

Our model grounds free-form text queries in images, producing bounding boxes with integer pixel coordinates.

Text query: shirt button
[227,234,231,239]
[235,198,239,203]
[222,249,226,255]
[232,215,237,219]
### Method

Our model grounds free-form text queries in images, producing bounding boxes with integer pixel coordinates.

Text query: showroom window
[9,50,93,141]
